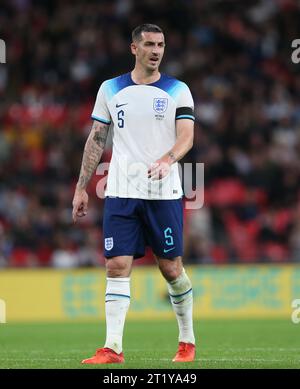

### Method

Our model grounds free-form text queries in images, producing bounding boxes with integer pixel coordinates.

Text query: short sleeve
[175,83,195,121]
[91,83,112,125]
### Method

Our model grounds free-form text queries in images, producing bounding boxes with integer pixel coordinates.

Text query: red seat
[261,242,288,262]
[10,248,36,267]
[210,245,228,263]
[208,179,246,207]
[225,216,260,262]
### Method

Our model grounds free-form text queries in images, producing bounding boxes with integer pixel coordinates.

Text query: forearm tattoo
[77,122,109,189]
[168,151,176,163]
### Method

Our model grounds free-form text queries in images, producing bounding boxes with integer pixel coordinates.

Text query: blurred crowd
[1,0,300,267]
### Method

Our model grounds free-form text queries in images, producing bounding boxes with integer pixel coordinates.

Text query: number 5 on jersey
[117,110,124,128]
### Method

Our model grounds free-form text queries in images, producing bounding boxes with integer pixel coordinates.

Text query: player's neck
[131,68,161,85]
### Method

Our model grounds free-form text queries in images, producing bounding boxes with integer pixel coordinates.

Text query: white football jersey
[91,72,195,199]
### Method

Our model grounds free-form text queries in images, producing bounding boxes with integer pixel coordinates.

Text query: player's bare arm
[72,120,109,223]
[148,118,194,180]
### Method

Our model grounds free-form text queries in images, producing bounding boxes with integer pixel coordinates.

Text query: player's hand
[72,188,89,223]
[148,159,171,180]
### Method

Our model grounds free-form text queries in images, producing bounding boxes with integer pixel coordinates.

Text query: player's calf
[167,268,196,347]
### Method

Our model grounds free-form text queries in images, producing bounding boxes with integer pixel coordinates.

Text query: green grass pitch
[0,319,299,369]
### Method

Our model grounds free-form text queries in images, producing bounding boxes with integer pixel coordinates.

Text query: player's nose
[152,45,160,55]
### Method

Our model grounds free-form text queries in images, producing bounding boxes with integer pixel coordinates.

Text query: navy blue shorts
[103,197,183,259]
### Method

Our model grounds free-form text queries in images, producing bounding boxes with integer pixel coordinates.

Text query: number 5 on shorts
[164,227,174,246]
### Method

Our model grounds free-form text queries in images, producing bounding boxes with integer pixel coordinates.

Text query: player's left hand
[148,159,171,180]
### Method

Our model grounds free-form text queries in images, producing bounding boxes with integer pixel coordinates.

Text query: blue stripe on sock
[169,287,192,298]
[105,293,130,299]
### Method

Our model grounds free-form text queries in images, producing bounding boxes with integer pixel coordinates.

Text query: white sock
[167,268,195,345]
[104,277,130,354]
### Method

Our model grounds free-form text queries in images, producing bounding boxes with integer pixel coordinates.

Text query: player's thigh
[144,199,183,259]
[103,197,145,259]
[105,255,133,278]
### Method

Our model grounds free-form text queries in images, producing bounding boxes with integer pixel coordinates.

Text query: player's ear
[130,42,137,55]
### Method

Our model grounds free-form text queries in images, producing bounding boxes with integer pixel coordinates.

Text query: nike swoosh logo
[173,299,184,305]
[116,103,128,108]
[163,247,175,253]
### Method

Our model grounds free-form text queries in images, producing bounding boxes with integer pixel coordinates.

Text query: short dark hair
[132,24,164,42]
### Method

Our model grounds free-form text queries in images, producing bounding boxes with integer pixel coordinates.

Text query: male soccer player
[72,24,195,364]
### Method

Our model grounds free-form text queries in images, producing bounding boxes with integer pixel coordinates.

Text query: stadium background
[0,0,300,369]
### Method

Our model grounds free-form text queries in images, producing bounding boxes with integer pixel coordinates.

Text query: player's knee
[105,257,131,277]
[158,258,182,282]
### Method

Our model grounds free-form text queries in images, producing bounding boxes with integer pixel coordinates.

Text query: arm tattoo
[93,130,108,149]
[168,151,176,163]
[77,122,109,190]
